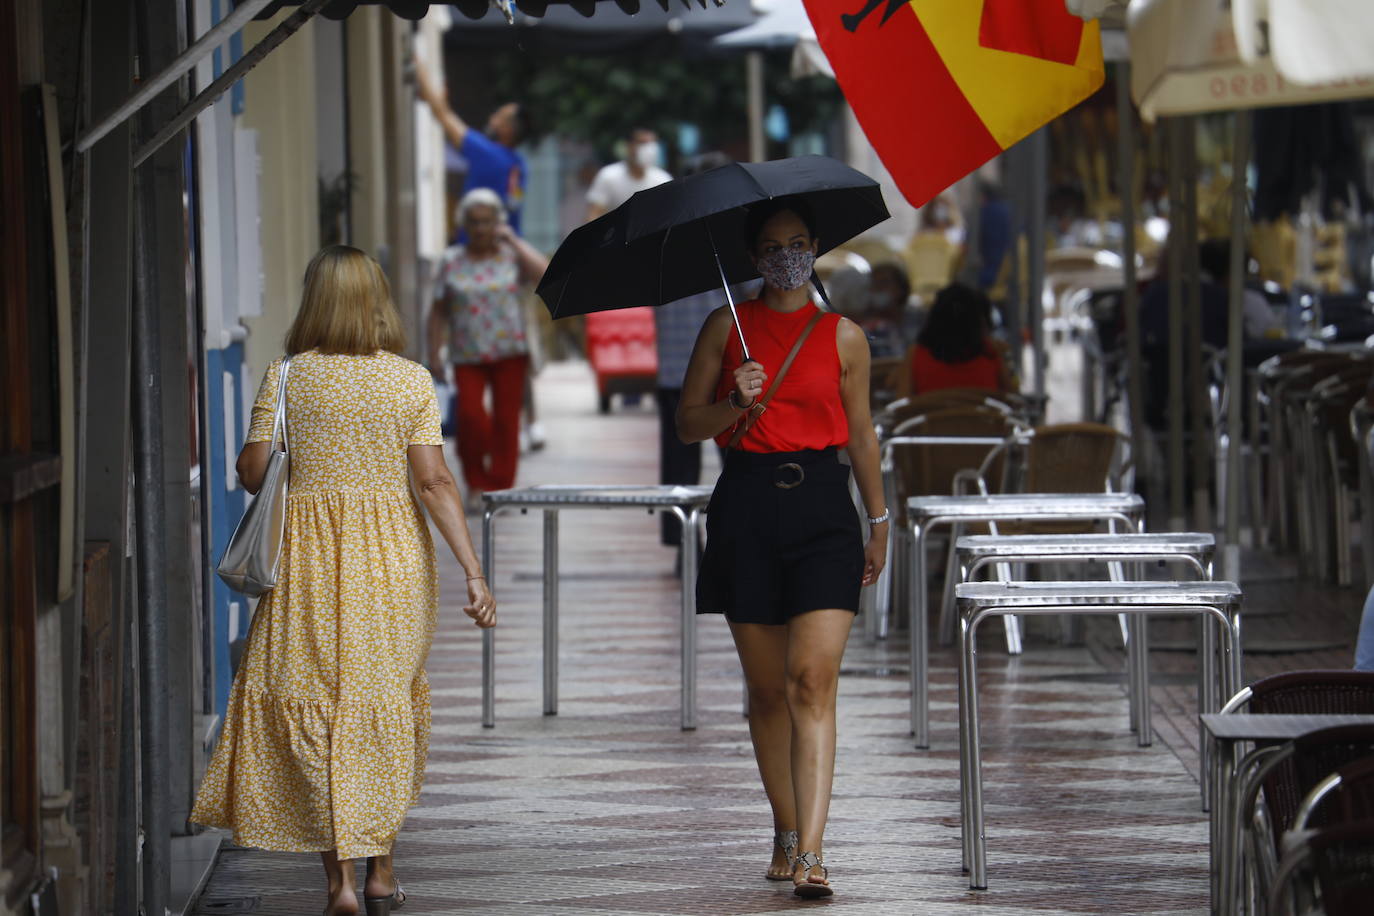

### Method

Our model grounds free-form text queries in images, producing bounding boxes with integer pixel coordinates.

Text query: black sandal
[363,883,405,915]
[793,852,833,899]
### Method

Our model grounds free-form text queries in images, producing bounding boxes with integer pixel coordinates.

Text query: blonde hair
[286,245,406,356]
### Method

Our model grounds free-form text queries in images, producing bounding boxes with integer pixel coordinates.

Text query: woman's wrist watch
[727,389,754,411]
[867,508,890,526]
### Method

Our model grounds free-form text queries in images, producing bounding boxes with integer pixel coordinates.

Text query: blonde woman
[191,246,496,916]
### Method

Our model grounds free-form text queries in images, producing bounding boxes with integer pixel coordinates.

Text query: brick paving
[193,359,1363,915]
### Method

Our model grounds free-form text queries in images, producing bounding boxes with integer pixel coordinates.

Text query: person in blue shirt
[416,58,529,235]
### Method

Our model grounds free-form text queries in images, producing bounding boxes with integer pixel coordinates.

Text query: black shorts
[697,447,864,626]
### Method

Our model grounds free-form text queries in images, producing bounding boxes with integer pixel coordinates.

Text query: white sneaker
[528,422,547,451]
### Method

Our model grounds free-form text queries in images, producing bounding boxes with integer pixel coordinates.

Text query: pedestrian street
[193,359,1221,915]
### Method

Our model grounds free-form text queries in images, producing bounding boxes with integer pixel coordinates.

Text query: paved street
[193,358,1363,915]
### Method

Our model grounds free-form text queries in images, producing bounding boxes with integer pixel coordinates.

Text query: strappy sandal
[792,851,833,899]
[363,883,405,915]
[765,830,798,881]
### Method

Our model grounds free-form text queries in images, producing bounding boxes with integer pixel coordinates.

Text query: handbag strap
[727,310,825,450]
[270,356,293,453]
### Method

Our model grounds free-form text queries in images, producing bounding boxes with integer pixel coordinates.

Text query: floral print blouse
[433,245,529,366]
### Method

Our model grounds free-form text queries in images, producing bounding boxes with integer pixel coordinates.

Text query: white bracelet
[867,509,890,525]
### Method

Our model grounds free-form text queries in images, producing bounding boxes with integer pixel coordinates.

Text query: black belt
[723,447,838,490]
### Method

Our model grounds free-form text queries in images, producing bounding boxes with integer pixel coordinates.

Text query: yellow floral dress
[191,350,444,859]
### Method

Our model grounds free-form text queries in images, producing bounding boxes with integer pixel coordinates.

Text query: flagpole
[707,226,752,363]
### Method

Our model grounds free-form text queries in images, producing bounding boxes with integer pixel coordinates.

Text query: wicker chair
[876,388,1022,438]
[1269,819,1374,916]
[879,406,1027,640]
[1238,726,1374,913]
[942,422,1134,648]
[1219,671,1374,910]
[1293,754,1374,832]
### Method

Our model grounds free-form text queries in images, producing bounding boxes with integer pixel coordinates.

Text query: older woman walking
[191,246,496,915]
[677,197,888,898]
[428,188,549,507]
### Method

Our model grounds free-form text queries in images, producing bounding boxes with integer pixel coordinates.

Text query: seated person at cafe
[1140,237,1282,428]
[862,262,913,360]
[906,283,1014,395]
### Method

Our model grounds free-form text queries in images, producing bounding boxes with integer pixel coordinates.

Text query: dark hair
[629,125,656,140]
[1199,238,1233,281]
[917,283,994,364]
[871,261,910,304]
[744,195,818,252]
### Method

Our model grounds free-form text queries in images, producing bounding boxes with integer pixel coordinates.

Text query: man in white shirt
[585,127,672,220]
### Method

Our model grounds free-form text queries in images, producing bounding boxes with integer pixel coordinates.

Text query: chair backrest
[1255,725,1374,859]
[1246,670,1374,717]
[1023,423,1131,493]
[1242,672,1374,844]
[1308,819,1374,916]
[1311,755,1374,829]
[887,407,1023,522]
[882,389,1011,431]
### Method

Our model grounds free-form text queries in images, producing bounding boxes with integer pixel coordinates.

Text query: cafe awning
[1127,0,1374,122]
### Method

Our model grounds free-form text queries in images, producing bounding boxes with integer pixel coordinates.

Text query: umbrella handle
[708,227,751,363]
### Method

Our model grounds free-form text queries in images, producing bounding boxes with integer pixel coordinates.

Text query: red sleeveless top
[714,300,849,453]
[910,344,1002,394]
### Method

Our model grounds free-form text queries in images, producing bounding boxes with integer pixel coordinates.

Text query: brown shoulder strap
[727,310,826,450]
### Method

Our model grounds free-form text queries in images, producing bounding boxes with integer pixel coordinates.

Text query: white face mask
[633,140,661,169]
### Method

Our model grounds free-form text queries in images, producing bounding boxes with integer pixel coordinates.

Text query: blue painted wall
[205,342,246,713]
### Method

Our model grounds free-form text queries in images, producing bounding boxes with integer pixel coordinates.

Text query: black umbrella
[536,155,889,360]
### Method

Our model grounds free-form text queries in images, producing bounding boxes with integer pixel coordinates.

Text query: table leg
[482,509,496,728]
[938,523,962,647]
[964,608,989,890]
[543,509,559,716]
[911,522,930,747]
[675,506,699,731]
[1199,614,1216,811]
[1134,612,1152,747]
[957,600,972,875]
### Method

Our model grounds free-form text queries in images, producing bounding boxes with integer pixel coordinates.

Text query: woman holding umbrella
[677,196,888,899]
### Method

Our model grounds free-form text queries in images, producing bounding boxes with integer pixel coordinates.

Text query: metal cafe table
[479,485,712,731]
[906,492,1145,747]
[957,581,1243,892]
[1202,712,1374,914]
[955,532,1217,754]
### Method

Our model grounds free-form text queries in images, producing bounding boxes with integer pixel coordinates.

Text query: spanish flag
[804,0,1104,207]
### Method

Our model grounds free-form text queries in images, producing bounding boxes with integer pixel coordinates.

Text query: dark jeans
[656,387,701,546]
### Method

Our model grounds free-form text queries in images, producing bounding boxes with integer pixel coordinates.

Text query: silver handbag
[216,357,292,596]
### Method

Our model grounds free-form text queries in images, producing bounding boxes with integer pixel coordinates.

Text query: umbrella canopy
[536,155,888,321]
[252,0,731,19]
[443,0,756,52]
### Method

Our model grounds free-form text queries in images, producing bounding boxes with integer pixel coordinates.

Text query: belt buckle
[774,462,804,490]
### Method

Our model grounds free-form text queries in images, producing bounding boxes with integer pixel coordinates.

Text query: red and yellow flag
[803,0,1104,207]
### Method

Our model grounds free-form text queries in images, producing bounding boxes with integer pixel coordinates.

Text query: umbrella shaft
[708,227,751,363]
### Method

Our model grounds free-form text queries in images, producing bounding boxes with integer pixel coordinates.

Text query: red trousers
[452,355,527,492]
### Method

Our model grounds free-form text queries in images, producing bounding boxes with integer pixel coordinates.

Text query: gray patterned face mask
[756,247,817,291]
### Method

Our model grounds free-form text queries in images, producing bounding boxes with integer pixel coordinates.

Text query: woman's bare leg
[729,621,798,878]
[364,854,400,902]
[784,609,853,887]
[320,850,357,915]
